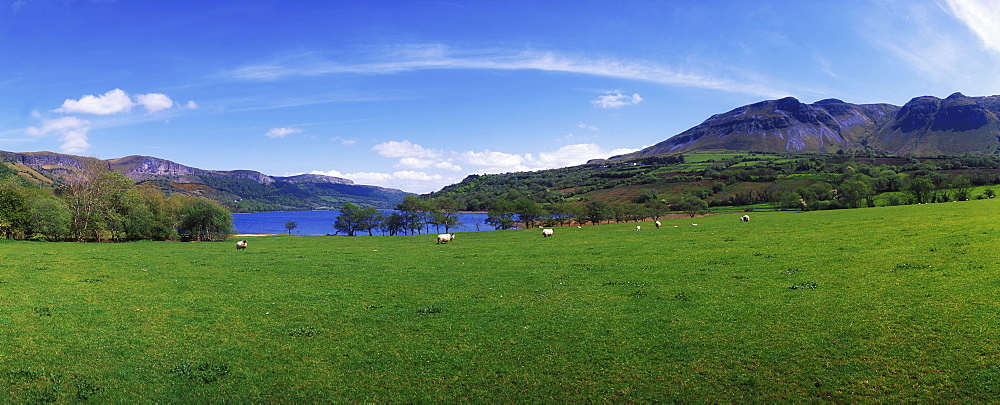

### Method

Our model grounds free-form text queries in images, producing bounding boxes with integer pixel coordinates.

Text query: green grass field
[3,200,1000,402]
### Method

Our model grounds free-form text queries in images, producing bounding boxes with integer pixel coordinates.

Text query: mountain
[869,93,1000,155]
[609,93,1000,161]
[0,151,409,211]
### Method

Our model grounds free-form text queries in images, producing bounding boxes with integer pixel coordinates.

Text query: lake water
[233,210,492,235]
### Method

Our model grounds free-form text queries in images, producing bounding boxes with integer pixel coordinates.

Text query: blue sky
[2,1,1000,193]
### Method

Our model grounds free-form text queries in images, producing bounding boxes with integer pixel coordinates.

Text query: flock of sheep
[233,215,752,249]
[428,214,750,245]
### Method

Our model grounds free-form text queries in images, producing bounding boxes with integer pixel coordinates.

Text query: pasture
[2,200,1000,402]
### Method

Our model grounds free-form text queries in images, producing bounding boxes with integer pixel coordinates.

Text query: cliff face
[616,97,898,160]
[870,93,1000,155]
[610,93,1000,161]
[108,155,213,182]
[273,173,354,185]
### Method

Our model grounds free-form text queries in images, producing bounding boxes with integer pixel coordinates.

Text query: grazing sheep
[436,233,455,244]
[655,221,661,229]
[636,225,641,231]
[236,240,248,250]
[741,215,750,222]
[542,228,554,237]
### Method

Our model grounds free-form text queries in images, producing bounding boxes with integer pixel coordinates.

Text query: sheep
[236,240,248,250]
[542,228,554,237]
[436,233,455,244]
[655,221,661,229]
[636,225,641,231]
[741,215,750,222]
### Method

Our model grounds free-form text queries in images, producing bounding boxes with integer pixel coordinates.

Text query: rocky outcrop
[615,97,898,160]
[273,173,354,185]
[611,93,1000,161]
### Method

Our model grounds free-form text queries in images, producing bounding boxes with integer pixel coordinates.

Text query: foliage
[333,203,383,236]
[177,197,234,241]
[422,151,1000,223]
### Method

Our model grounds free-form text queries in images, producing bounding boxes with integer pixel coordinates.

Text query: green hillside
[427,151,1000,217]
[3,200,1000,401]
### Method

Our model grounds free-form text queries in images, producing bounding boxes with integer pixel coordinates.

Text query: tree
[430,197,463,233]
[908,177,935,204]
[58,160,133,241]
[676,196,708,218]
[644,199,669,220]
[380,212,409,236]
[513,198,546,228]
[178,198,234,241]
[334,203,383,236]
[0,179,29,239]
[838,174,874,208]
[396,195,431,234]
[486,199,516,230]
[24,193,71,241]
[583,201,609,225]
[285,221,298,234]
[952,174,973,201]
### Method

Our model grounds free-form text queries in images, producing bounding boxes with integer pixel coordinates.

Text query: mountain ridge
[607,93,1000,162]
[0,150,408,211]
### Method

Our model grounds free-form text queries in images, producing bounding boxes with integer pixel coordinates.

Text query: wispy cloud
[862,2,987,82]
[223,45,789,98]
[945,0,1000,53]
[26,116,91,154]
[265,127,302,138]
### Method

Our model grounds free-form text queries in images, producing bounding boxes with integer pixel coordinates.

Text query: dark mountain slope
[610,93,1000,161]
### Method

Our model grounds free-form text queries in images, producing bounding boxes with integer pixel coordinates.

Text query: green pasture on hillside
[3,200,1000,402]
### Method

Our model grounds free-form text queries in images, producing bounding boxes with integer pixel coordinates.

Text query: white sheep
[436,233,455,244]
[655,221,661,229]
[741,215,750,222]
[542,228,554,237]
[236,240,248,250]
[636,225,641,231]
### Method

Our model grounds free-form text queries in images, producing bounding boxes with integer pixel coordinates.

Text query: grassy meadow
[3,199,1000,402]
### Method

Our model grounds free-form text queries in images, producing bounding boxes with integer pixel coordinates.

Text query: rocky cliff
[610,93,1000,161]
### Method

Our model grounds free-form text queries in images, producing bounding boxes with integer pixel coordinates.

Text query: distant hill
[0,151,409,211]
[608,93,1000,161]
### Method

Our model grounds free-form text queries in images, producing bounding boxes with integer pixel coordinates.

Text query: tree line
[0,161,233,242]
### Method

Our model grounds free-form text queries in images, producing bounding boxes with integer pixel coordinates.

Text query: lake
[233,210,492,235]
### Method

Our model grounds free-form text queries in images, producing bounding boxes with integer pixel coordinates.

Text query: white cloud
[459,149,525,168]
[372,140,442,158]
[435,161,463,171]
[25,116,92,154]
[265,127,303,138]
[224,45,790,98]
[311,141,638,194]
[946,0,1000,53]
[591,91,643,108]
[135,93,174,113]
[396,157,433,169]
[56,89,134,115]
[184,100,199,109]
[577,123,599,131]
[54,88,179,115]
